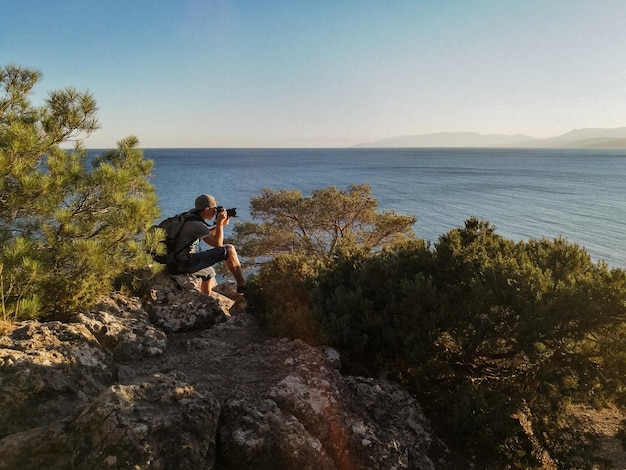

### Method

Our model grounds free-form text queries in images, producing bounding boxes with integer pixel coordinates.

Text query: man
[170,194,246,294]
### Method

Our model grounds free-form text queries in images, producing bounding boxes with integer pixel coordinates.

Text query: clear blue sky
[2,0,625,148]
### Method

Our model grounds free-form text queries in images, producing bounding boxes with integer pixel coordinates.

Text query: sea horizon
[88,147,626,270]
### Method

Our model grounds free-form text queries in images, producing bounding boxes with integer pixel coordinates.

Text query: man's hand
[215,207,230,226]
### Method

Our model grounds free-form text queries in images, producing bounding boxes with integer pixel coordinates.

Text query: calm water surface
[141,148,626,269]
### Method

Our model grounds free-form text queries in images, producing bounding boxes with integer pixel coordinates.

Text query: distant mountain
[354,128,626,148]
[353,132,535,148]
[528,127,626,148]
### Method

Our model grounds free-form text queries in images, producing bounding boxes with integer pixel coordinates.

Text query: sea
[138,147,626,270]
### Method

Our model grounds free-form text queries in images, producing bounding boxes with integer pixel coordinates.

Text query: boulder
[217,336,447,470]
[142,273,232,332]
[0,372,220,470]
[69,372,220,470]
[75,292,167,362]
[0,320,111,437]
[218,396,336,470]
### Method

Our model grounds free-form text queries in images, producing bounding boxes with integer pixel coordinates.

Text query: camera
[215,206,237,217]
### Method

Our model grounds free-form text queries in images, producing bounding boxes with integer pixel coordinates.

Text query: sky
[2,0,626,148]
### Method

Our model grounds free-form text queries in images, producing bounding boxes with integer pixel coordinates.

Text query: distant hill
[528,127,626,148]
[353,132,535,148]
[354,128,626,148]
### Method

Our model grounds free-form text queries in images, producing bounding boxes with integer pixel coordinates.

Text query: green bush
[1,65,160,319]
[251,216,626,468]
[248,253,325,342]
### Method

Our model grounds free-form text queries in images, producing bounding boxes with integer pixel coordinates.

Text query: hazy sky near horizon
[2,0,626,148]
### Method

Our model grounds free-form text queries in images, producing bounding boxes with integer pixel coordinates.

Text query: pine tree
[0,65,159,319]
[231,183,417,261]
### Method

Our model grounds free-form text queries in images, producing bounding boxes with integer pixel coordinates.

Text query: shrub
[0,65,159,319]
[249,253,325,342]
[252,215,626,467]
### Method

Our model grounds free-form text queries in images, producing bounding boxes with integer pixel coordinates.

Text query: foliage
[0,65,160,319]
[242,183,419,354]
[250,214,626,468]
[413,219,626,467]
[248,253,326,343]
[230,184,417,262]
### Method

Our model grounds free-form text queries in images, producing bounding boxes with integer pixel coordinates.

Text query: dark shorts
[172,246,229,279]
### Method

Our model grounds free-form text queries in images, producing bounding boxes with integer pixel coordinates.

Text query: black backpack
[150,211,206,267]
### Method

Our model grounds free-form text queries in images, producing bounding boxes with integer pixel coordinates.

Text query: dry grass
[0,319,17,336]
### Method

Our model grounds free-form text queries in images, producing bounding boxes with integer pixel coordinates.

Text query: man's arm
[202,208,228,247]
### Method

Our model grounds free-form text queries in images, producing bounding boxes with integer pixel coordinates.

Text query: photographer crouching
[170,194,246,294]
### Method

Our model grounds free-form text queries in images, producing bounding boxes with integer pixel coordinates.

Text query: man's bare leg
[201,277,217,294]
[225,244,246,288]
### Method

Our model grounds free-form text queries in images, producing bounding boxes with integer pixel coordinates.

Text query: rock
[0,277,451,469]
[142,273,231,332]
[218,397,336,470]
[260,341,443,469]
[75,292,167,362]
[0,320,112,437]
[207,322,449,469]
[0,372,220,470]
[213,279,247,315]
[342,376,446,469]
[70,372,220,470]
[0,419,75,470]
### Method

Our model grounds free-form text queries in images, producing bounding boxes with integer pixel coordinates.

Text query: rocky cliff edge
[0,273,450,469]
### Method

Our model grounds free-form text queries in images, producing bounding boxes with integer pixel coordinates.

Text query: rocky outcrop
[143,273,235,332]
[0,273,450,469]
